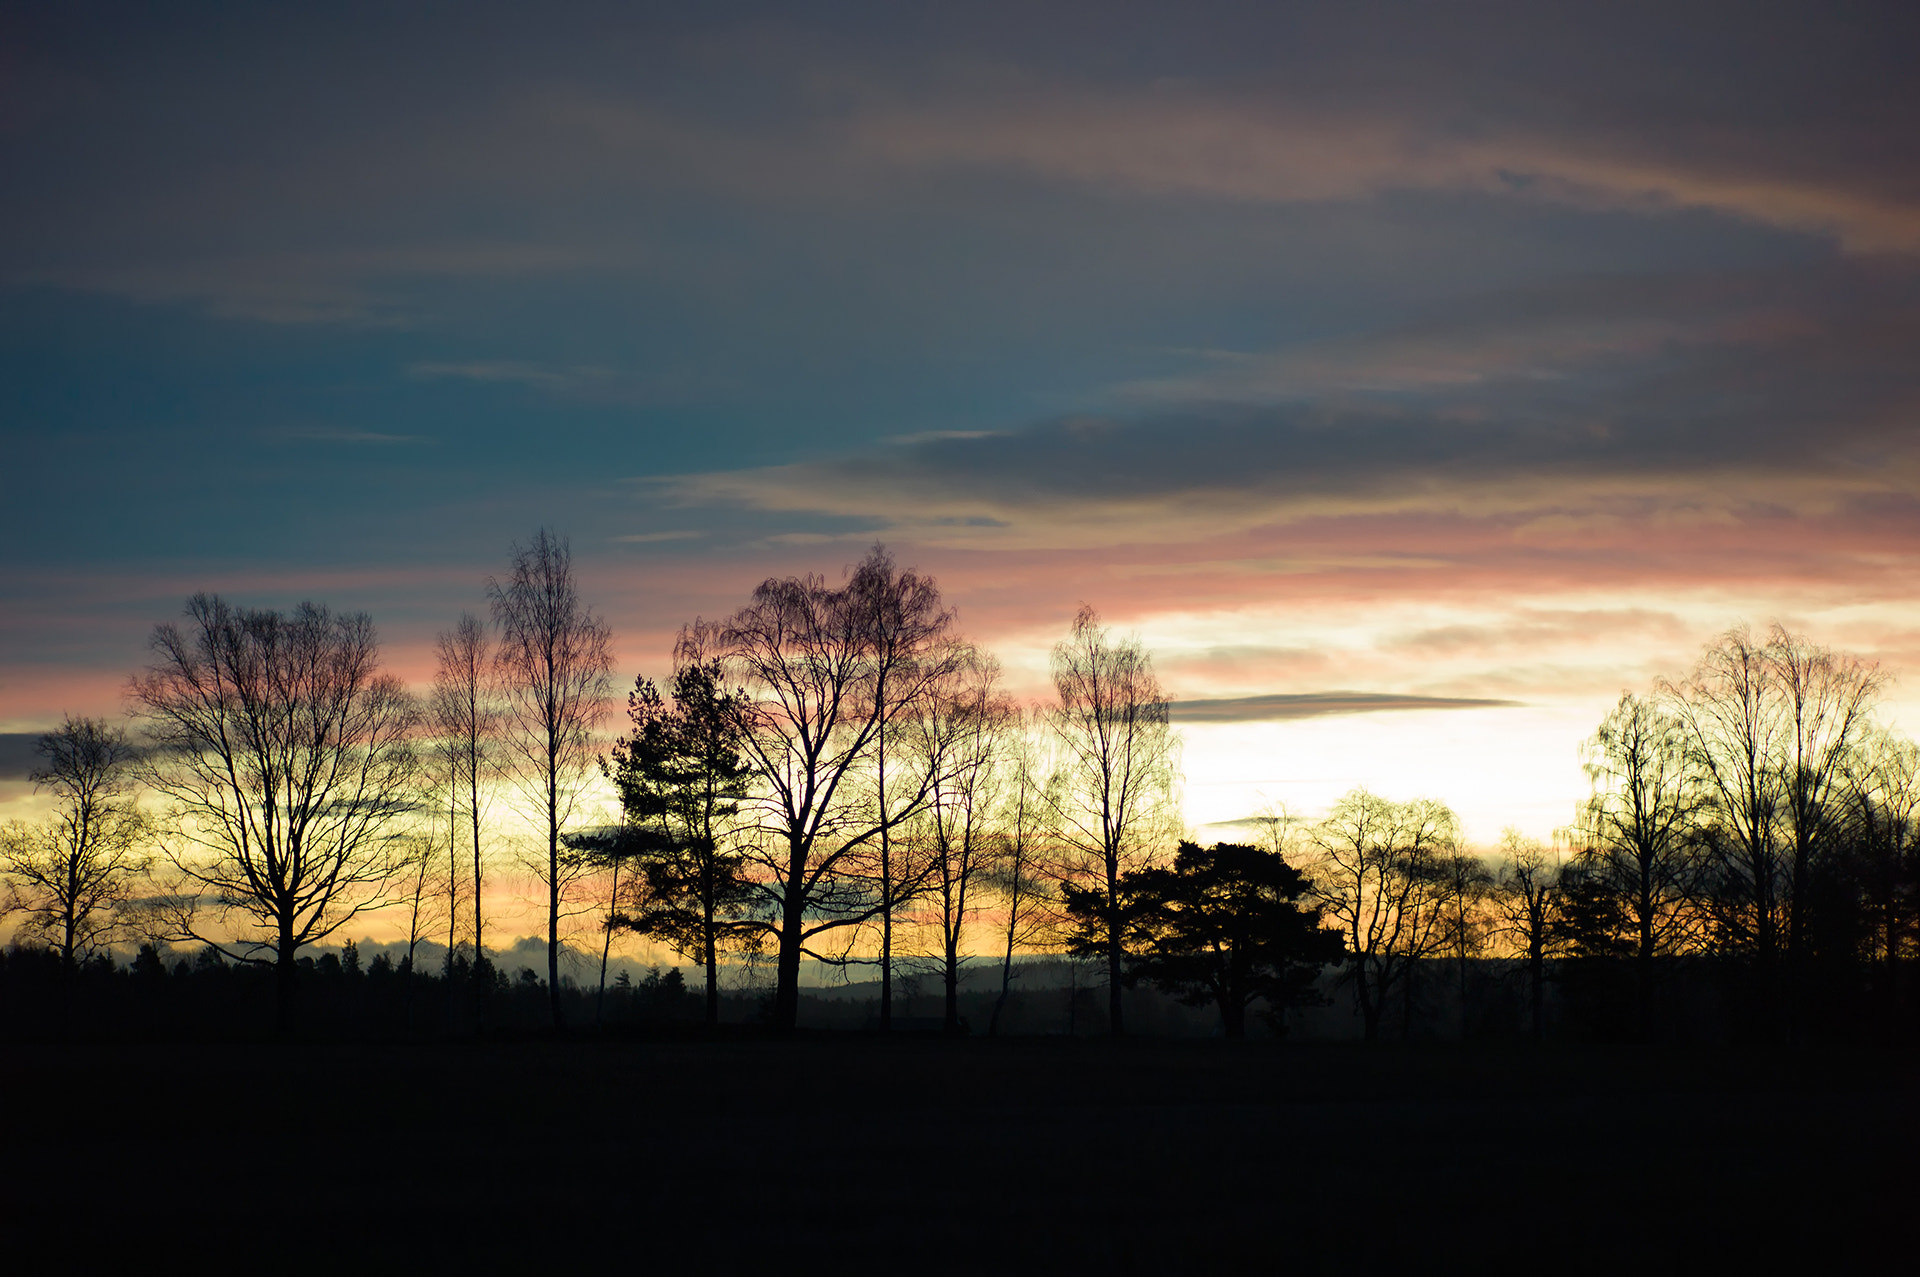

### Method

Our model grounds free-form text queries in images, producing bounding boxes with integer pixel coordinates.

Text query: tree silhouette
[1577,691,1706,1037]
[490,529,614,1029]
[1305,788,1459,1042]
[602,661,757,1024]
[429,612,497,1008]
[1665,624,1881,1036]
[131,595,420,1032]
[848,545,961,1030]
[0,716,149,970]
[1491,830,1563,1040]
[696,545,957,1031]
[986,712,1055,1037]
[1076,840,1343,1039]
[910,646,1016,1034]
[1043,606,1180,1037]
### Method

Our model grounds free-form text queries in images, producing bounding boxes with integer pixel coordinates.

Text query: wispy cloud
[1170,691,1524,723]
[654,261,1920,550]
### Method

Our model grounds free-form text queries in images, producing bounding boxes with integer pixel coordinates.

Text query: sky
[6,0,1920,881]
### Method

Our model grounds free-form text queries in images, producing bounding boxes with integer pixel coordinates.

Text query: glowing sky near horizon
[7,1,1920,954]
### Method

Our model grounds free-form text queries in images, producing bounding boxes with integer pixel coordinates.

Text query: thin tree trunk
[1106,849,1125,1037]
[548,747,562,1030]
[990,927,1015,1037]
[471,754,486,1029]
[704,925,719,1025]
[877,717,892,1033]
[597,856,618,1025]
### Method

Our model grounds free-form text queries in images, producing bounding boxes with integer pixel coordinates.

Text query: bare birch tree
[1577,690,1706,1034]
[1664,626,1786,991]
[911,648,1016,1033]
[848,545,959,1029]
[489,529,615,1029]
[1769,627,1882,990]
[131,595,420,1032]
[1664,623,1881,1031]
[0,716,149,969]
[1306,788,1459,1041]
[696,545,955,1031]
[986,713,1055,1036]
[430,613,496,977]
[1490,830,1562,1040]
[1042,605,1180,1037]
[1842,727,1920,1034]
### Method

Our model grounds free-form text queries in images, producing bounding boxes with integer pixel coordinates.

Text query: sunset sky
[6,0,1920,895]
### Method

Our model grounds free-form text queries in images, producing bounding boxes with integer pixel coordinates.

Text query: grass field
[7,1034,1912,1272]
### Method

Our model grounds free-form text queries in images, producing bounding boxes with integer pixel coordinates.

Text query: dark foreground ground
[6,1034,1913,1272]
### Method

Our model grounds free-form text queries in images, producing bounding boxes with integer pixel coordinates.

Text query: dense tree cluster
[2,545,1915,1045]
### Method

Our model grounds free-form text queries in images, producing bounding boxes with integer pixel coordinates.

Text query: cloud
[653,262,1920,549]
[1170,691,1524,723]
[10,3,1917,334]
[38,243,590,326]
[408,358,720,406]
[851,86,1920,251]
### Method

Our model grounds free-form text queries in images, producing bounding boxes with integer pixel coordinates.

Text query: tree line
[2,535,1916,1044]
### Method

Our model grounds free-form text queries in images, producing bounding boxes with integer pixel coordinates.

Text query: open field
[6,1035,1912,1271]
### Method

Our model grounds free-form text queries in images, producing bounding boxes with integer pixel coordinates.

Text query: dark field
[8,1035,1913,1272]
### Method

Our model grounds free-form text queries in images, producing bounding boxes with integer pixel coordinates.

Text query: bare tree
[1664,626,1786,992]
[1577,690,1707,1036]
[985,713,1055,1036]
[397,831,447,977]
[430,613,496,978]
[1769,627,1882,996]
[490,529,615,1029]
[1841,726,1920,1032]
[1436,849,1493,1039]
[848,545,960,1030]
[1305,788,1459,1042]
[911,647,1016,1034]
[1042,605,1180,1037]
[1664,623,1881,1032]
[131,595,420,1031]
[0,716,149,969]
[696,545,955,1032]
[1490,829,1562,1040]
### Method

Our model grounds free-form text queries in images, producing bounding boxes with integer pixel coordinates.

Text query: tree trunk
[1529,942,1545,1040]
[547,753,562,1030]
[275,923,299,1037]
[704,926,719,1025]
[990,922,1016,1037]
[1106,855,1125,1037]
[597,857,618,1025]
[877,722,892,1033]
[773,841,806,1031]
[1220,993,1245,1040]
[944,933,961,1034]
[1401,963,1416,1041]
[1456,943,1468,1041]
[471,765,486,1030]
